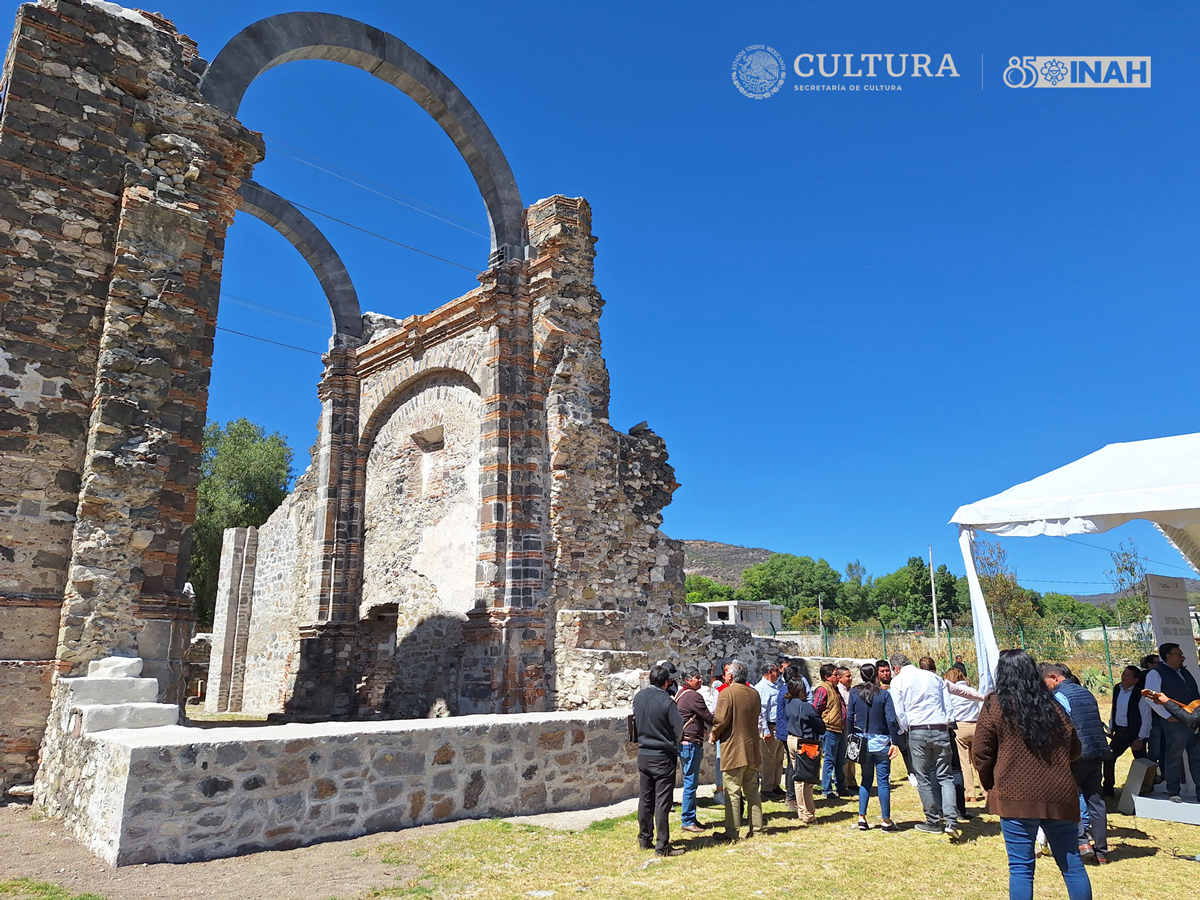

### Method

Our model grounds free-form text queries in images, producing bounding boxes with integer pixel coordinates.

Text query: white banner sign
[1147,574,1198,673]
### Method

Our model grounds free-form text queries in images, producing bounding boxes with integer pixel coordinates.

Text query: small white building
[694,600,785,636]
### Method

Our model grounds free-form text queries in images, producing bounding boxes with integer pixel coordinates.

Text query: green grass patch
[0,879,106,900]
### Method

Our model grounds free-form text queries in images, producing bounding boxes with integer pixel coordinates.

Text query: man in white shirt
[1105,665,1151,796]
[753,663,785,799]
[1142,643,1200,801]
[889,652,960,840]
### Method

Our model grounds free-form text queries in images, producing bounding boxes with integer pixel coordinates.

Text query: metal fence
[776,622,1157,693]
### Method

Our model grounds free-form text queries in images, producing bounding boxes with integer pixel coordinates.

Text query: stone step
[76,702,178,734]
[65,676,160,705]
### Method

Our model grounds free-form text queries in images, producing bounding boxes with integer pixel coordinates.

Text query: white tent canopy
[949,432,1200,692]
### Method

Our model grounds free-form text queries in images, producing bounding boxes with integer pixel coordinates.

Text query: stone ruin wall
[0,0,816,804]
[0,0,262,791]
[47,707,637,866]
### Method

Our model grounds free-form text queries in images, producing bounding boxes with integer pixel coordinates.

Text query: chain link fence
[777,622,1157,694]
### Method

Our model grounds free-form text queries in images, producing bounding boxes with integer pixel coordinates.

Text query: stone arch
[358,367,482,455]
[201,13,526,264]
[236,179,362,339]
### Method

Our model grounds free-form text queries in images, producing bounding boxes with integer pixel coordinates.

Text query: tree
[189,418,293,627]
[739,554,842,616]
[974,539,1041,627]
[1042,591,1112,629]
[1105,538,1149,626]
[836,560,876,622]
[685,574,738,604]
[866,557,965,630]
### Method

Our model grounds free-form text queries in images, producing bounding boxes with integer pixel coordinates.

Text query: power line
[215,326,323,356]
[221,292,329,328]
[1051,534,1192,573]
[290,201,479,272]
[1020,579,1113,587]
[266,139,489,238]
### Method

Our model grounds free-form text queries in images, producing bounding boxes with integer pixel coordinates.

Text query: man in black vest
[1042,663,1110,864]
[632,663,685,856]
[1106,665,1150,796]
[1143,642,1200,802]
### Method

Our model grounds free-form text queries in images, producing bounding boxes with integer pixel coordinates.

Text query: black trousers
[949,725,966,817]
[1072,756,1107,853]
[1104,725,1146,791]
[638,751,677,851]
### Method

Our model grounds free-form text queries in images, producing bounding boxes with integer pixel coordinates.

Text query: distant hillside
[1073,578,1200,606]
[682,540,775,587]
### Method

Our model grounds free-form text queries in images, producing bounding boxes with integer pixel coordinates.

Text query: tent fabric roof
[950,432,1200,573]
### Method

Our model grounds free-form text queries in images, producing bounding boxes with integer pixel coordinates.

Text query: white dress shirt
[946,681,984,724]
[1144,668,1175,720]
[890,665,952,732]
[1112,685,1152,739]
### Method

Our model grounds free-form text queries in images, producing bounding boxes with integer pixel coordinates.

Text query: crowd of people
[630,642,1200,899]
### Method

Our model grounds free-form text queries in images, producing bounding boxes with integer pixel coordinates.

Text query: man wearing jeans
[813,663,848,797]
[674,669,714,833]
[889,652,961,840]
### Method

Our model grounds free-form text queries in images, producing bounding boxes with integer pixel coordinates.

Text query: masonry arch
[201,12,527,265]
[236,179,362,339]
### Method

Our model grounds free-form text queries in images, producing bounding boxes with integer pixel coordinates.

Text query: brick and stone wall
[45,708,637,865]
[0,0,261,791]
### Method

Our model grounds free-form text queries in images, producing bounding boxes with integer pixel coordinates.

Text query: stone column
[285,336,361,716]
[457,258,552,714]
[205,526,257,714]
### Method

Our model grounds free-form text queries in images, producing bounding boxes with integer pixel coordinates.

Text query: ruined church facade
[205,195,689,722]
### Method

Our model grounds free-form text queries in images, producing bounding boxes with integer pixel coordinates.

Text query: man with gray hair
[889,652,960,840]
[709,660,764,841]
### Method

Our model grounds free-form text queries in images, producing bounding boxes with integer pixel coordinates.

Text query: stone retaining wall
[48,709,637,865]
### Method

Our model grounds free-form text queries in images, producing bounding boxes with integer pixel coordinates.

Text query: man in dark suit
[1105,665,1150,796]
[632,663,685,856]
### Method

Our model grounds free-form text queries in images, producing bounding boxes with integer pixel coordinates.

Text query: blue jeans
[858,747,892,820]
[821,730,846,793]
[1000,818,1092,900]
[680,741,703,826]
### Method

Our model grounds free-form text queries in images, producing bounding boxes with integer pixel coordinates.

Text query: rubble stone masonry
[0,0,261,790]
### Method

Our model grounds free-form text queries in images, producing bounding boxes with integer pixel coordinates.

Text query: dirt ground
[0,801,453,900]
[0,787,645,900]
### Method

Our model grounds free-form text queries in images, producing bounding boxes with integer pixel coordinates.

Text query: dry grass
[362,754,1200,900]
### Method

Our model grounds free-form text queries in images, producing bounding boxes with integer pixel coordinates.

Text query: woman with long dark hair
[973,650,1091,900]
[845,662,900,831]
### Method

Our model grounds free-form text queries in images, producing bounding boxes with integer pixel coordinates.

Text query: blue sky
[9,0,1198,593]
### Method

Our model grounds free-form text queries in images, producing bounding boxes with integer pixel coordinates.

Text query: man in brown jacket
[709,660,764,840]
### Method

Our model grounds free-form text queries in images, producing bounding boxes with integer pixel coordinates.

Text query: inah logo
[733,45,786,99]
[1003,56,1150,88]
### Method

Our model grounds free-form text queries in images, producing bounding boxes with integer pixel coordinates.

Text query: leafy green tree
[740,553,842,616]
[189,419,292,627]
[837,560,876,621]
[685,574,739,604]
[867,557,965,630]
[1042,591,1113,628]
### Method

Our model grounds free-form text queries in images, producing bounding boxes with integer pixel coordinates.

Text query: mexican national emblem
[733,45,786,99]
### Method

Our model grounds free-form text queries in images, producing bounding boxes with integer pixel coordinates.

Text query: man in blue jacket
[1042,663,1110,865]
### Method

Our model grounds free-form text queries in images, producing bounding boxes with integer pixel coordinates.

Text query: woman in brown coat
[973,650,1092,900]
